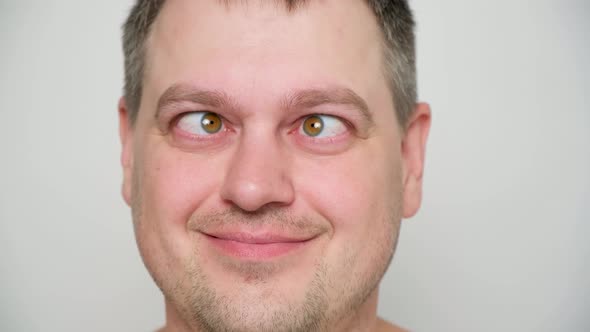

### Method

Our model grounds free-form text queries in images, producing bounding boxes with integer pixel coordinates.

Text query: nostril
[220,176,295,212]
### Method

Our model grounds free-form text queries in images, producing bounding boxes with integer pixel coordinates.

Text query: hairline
[124,0,415,130]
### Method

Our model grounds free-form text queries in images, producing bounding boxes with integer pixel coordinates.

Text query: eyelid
[290,114,354,155]
[167,111,236,152]
[156,102,200,134]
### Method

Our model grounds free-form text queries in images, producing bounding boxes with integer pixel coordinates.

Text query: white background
[0,1,588,331]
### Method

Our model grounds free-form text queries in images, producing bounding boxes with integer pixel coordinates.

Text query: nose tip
[221,175,294,212]
[220,142,295,212]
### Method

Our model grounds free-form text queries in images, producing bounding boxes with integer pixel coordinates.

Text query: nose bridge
[235,128,282,181]
[220,125,294,211]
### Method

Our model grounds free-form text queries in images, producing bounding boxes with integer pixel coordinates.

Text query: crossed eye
[300,114,346,138]
[176,112,346,138]
[177,112,223,135]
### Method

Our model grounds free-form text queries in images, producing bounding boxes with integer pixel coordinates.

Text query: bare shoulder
[376,317,409,332]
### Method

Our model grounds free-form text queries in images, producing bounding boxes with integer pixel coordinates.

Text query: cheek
[135,143,225,256]
[296,140,403,238]
[294,140,402,303]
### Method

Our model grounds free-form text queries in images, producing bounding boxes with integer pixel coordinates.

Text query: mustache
[187,205,329,235]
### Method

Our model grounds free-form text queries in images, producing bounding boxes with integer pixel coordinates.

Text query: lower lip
[204,235,309,259]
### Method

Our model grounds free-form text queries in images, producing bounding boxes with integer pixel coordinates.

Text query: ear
[401,103,431,218]
[118,97,134,206]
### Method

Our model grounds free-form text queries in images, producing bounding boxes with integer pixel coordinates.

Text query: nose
[220,132,295,212]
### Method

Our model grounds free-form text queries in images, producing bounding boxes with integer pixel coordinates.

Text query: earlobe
[118,97,134,206]
[401,103,431,218]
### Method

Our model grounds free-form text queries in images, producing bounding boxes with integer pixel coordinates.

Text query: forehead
[142,0,389,114]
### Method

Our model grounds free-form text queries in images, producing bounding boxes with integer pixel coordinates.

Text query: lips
[205,231,313,244]
[200,230,317,259]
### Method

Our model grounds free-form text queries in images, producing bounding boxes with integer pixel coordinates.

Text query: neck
[157,299,193,332]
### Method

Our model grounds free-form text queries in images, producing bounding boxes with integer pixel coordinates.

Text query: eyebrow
[156,83,374,126]
[282,87,373,125]
[156,84,237,117]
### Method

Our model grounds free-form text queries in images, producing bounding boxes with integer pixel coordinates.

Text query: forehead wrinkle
[282,88,374,125]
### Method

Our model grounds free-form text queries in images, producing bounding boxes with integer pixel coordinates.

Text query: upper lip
[201,230,317,244]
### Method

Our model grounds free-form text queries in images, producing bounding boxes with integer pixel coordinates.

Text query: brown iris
[303,115,324,137]
[200,112,222,134]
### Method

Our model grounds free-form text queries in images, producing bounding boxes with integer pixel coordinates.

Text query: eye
[300,114,347,138]
[177,112,223,135]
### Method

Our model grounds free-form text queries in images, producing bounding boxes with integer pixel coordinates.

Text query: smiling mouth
[201,231,317,260]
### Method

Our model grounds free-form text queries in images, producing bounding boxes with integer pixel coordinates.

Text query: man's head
[118,0,430,331]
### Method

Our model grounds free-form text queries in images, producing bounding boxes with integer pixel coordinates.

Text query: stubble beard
[165,216,398,332]
[132,211,399,332]
[173,255,330,332]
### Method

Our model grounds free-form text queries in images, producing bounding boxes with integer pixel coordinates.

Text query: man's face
[119,0,428,330]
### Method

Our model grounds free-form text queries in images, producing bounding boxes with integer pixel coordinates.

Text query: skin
[118,0,431,331]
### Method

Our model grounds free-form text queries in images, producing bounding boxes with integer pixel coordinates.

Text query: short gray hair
[122,0,416,127]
